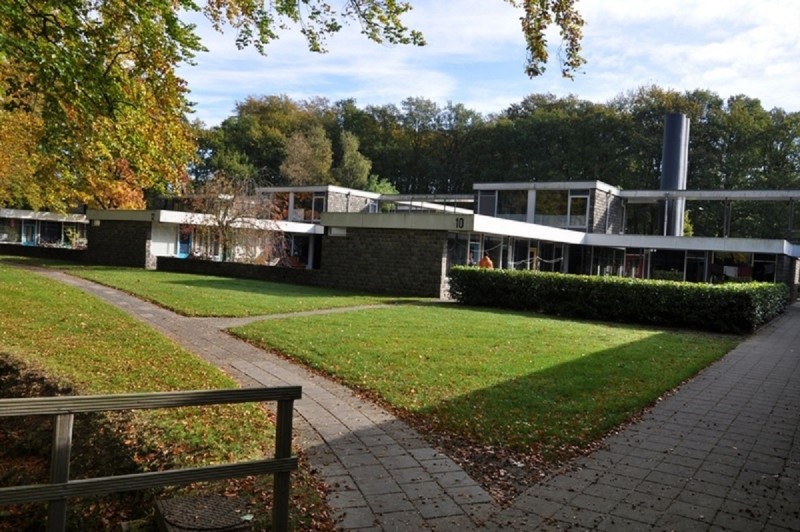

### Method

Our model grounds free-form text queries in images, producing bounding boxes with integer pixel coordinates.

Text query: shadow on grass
[413,329,736,459]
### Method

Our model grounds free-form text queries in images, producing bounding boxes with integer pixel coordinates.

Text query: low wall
[320,227,448,297]
[0,243,86,263]
[158,227,450,298]
[85,220,153,268]
[157,257,324,287]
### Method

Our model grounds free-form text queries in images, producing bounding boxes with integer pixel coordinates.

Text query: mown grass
[231,305,742,459]
[0,256,423,317]
[0,263,328,529]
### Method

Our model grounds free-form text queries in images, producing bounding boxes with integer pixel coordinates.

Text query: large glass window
[496,190,528,222]
[568,195,589,229]
[293,192,326,222]
[0,218,20,243]
[39,221,63,245]
[534,190,568,226]
[477,191,497,216]
[753,253,777,282]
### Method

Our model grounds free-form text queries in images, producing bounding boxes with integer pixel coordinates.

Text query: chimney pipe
[660,113,690,236]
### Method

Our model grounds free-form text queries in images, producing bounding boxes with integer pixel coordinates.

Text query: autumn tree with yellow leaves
[0,0,584,211]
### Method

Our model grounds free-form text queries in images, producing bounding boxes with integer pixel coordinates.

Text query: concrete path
[38,270,800,531]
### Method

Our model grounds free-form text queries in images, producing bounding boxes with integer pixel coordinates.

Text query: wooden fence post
[47,413,74,532]
[272,398,294,532]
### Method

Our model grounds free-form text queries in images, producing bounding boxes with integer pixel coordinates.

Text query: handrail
[0,386,302,532]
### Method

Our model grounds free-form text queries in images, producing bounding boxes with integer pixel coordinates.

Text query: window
[534,190,568,226]
[292,192,325,222]
[178,225,193,258]
[39,221,63,245]
[0,218,20,243]
[568,195,588,229]
[496,190,528,221]
[477,191,497,216]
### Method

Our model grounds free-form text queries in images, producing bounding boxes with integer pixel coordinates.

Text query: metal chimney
[660,113,690,236]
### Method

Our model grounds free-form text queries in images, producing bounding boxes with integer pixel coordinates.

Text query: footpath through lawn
[1,257,744,501]
[0,262,333,530]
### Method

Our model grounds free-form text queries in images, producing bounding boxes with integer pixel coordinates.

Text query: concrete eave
[620,189,800,204]
[1,208,88,224]
[87,209,323,235]
[322,212,467,232]
[473,181,620,195]
[585,233,800,257]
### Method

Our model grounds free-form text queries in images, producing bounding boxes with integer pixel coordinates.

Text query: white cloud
[178,0,800,126]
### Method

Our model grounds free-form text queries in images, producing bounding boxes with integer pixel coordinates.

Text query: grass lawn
[0,263,329,530]
[0,256,423,317]
[231,304,742,459]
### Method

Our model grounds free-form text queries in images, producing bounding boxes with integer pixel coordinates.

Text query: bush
[448,267,790,333]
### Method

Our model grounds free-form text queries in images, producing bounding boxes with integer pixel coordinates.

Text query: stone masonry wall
[327,191,373,213]
[321,227,448,297]
[157,228,448,298]
[85,220,153,268]
[591,191,624,234]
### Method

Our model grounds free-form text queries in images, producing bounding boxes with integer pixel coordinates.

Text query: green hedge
[448,267,790,333]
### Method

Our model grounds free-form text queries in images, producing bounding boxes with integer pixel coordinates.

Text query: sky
[177,0,800,127]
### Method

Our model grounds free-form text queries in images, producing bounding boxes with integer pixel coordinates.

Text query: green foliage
[280,124,334,185]
[333,131,372,188]
[0,263,327,529]
[448,266,790,333]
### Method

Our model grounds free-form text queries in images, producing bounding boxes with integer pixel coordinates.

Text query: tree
[2,1,584,210]
[334,131,372,189]
[280,125,334,185]
[1,0,196,210]
[188,174,282,263]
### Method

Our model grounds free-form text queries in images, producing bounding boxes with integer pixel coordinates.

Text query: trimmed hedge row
[448,266,790,333]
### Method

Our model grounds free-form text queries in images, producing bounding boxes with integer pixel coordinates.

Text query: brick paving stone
[375,510,426,531]
[415,495,462,519]
[389,466,430,485]
[367,492,415,514]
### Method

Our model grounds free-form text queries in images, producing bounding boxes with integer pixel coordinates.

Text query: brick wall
[327,191,373,213]
[321,227,448,297]
[591,191,624,234]
[157,227,448,298]
[85,220,153,268]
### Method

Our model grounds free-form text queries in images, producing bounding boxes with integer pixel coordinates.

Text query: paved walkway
[39,270,800,530]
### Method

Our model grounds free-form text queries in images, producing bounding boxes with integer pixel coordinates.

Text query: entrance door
[624,253,645,278]
[21,221,36,245]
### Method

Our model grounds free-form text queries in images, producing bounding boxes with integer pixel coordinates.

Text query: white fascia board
[585,233,797,256]
[273,221,324,234]
[163,211,321,234]
[472,215,586,243]
[254,185,382,200]
[620,189,800,203]
[473,181,619,194]
[1,208,88,223]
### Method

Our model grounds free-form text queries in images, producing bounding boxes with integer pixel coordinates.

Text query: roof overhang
[321,212,800,257]
[473,181,620,195]
[87,209,323,235]
[1,208,87,224]
[585,233,800,256]
[620,189,800,204]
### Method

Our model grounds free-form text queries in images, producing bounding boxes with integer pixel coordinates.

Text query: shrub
[448,267,789,333]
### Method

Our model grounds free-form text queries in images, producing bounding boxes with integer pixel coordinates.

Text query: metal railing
[0,386,302,532]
